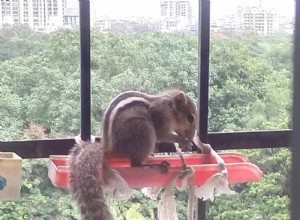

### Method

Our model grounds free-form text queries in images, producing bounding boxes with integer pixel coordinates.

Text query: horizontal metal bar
[0,130,291,159]
[208,130,291,150]
[0,138,76,159]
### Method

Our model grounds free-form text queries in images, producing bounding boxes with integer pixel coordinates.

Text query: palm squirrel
[69,89,197,220]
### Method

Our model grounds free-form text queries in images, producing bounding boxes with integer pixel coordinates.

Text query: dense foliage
[0,25,292,219]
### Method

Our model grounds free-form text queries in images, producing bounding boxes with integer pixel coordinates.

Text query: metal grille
[0,0,298,219]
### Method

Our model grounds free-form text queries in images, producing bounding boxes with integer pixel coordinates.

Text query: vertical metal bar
[291,0,300,219]
[197,0,210,219]
[198,0,210,139]
[79,0,91,141]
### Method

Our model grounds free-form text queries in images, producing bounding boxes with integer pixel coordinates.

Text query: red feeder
[48,152,263,189]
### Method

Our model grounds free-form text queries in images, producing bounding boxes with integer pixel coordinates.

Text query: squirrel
[69,89,197,220]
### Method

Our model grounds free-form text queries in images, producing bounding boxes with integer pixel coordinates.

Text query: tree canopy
[0,25,292,219]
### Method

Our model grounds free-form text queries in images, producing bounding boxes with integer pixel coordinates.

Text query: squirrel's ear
[173,92,187,105]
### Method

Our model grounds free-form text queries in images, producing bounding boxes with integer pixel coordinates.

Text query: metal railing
[0,130,291,159]
[291,0,300,219]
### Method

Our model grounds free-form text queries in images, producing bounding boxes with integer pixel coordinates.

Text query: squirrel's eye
[187,114,194,124]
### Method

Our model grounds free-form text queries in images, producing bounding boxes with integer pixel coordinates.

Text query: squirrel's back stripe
[107,97,150,144]
[102,91,156,145]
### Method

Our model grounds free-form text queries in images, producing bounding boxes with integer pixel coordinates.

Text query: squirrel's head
[171,91,197,141]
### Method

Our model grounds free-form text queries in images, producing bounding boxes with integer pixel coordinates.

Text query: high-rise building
[93,17,112,32]
[63,7,79,29]
[236,6,280,35]
[159,0,192,32]
[0,0,67,32]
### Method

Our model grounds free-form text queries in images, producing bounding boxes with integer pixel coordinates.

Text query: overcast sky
[210,0,294,17]
[68,0,295,18]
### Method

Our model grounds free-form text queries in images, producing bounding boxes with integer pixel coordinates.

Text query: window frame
[0,0,299,219]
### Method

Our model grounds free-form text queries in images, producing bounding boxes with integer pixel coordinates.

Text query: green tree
[0,26,292,219]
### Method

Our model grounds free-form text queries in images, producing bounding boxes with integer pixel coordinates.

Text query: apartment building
[236,6,280,35]
[0,0,66,32]
[160,0,192,32]
[93,17,112,32]
[63,7,79,29]
[211,15,237,33]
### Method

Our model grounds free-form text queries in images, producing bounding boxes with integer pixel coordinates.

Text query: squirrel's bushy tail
[68,142,113,220]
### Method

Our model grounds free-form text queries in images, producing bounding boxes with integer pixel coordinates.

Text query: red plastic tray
[48,153,263,189]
